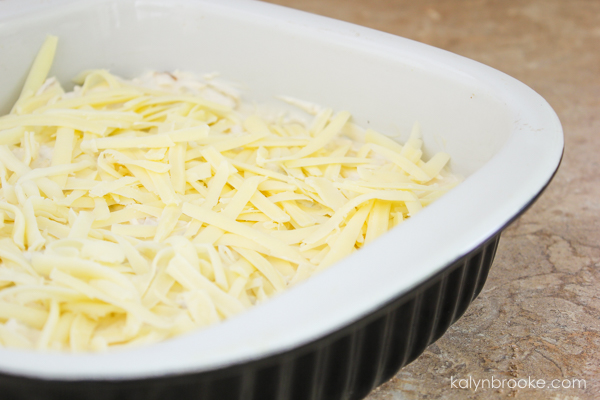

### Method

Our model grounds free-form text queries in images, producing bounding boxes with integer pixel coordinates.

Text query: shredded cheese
[0,36,461,352]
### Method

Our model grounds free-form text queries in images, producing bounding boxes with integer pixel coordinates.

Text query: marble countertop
[263,1,599,398]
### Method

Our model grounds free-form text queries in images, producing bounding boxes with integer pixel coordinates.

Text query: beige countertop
[263,1,600,398]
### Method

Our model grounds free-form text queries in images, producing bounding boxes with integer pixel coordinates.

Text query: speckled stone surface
[261,1,600,398]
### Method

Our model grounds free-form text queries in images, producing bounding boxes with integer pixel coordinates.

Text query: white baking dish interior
[0,0,563,380]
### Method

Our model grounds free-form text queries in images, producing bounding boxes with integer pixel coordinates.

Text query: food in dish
[0,36,459,351]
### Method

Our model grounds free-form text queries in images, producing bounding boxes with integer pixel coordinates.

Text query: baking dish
[0,0,563,399]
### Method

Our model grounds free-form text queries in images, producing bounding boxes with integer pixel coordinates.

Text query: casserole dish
[0,0,563,399]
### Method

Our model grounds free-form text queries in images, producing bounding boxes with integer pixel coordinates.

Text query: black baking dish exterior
[0,233,502,400]
[0,0,563,399]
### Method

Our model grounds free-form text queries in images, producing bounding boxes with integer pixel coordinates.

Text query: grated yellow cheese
[0,36,461,352]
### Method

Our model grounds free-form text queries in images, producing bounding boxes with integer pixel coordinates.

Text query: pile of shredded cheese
[0,36,460,352]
